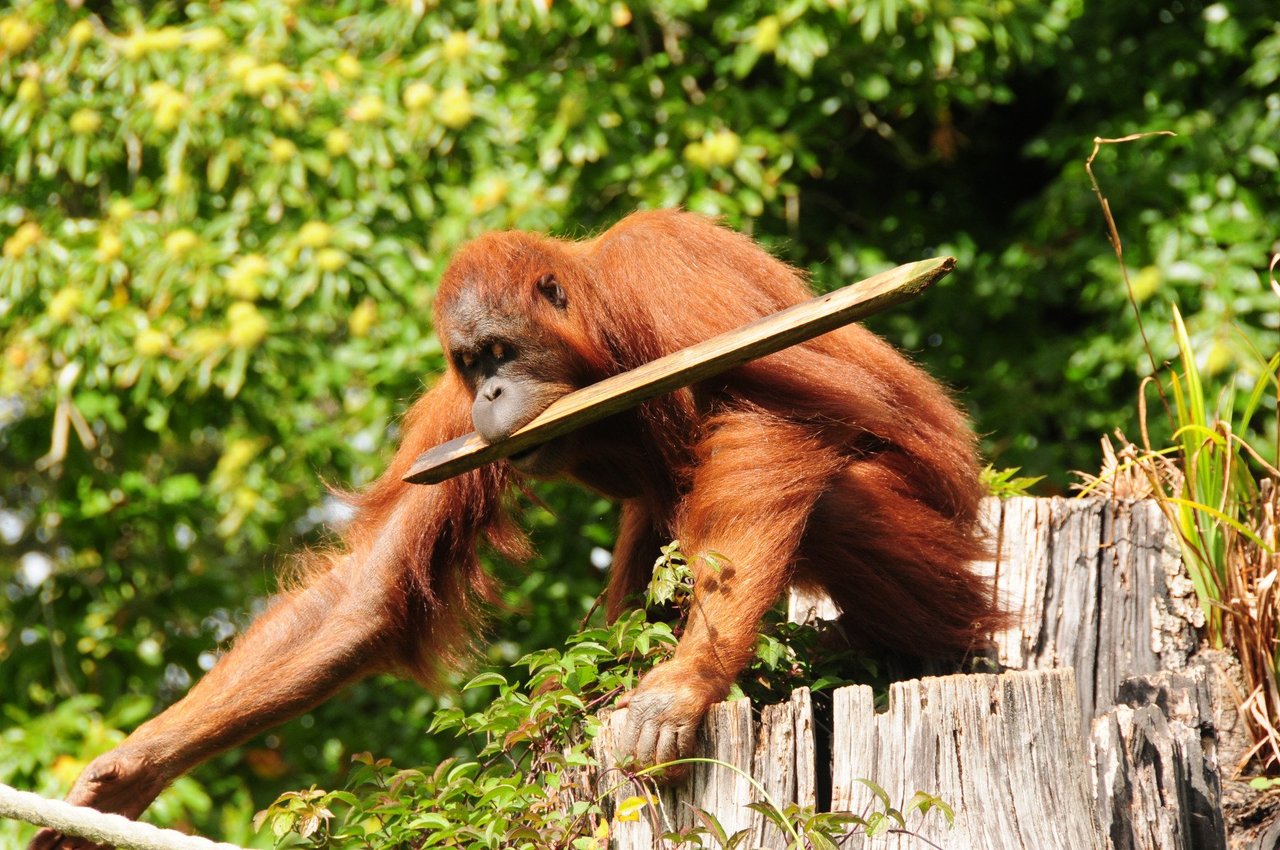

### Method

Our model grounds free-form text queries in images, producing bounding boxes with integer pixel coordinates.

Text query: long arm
[32,376,518,850]
[31,522,414,849]
[616,408,846,767]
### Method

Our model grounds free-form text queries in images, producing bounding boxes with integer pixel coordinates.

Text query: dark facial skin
[441,276,579,477]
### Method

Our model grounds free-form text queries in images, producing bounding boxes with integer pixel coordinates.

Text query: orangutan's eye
[459,352,476,369]
[491,342,506,361]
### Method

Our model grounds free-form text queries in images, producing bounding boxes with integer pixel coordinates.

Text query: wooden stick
[0,782,249,850]
[404,256,955,485]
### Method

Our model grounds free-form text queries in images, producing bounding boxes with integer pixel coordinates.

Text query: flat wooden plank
[405,256,955,484]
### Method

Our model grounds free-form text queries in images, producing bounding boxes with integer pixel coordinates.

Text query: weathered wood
[831,669,1106,850]
[594,699,755,849]
[0,782,248,850]
[792,497,1200,726]
[404,256,955,484]
[592,692,815,850]
[1090,668,1227,850]
[750,688,817,849]
[989,498,1201,725]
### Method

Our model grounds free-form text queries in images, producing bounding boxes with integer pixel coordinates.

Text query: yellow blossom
[438,86,473,129]
[348,298,377,337]
[122,27,182,59]
[3,222,42,258]
[70,108,102,135]
[165,229,200,258]
[611,4,632,27]
[96,230,123,263]
[297,221,333,249]
[324,128,352,157]
[17,77,39,103]
[226,255,268,300]
[48,287,83,322]
[704,129,742,166]
[134,328,171,358]
[227,55,256,80]
[0,16,38,55]
[143,82,189,130]
[336,53,362,79]
[188,327,226,355]
[108,198,134,220]
[68,20,94,47]
[149,27,183,50]
[751,16,781,53]
[215,437,262,481]
[186,27,225,53]
[349,94,384,123]
[442,31,470,61]
[683,140,710,169]
[244,62,289,95]
[403,81,435,111]
[315,248,347,272]
[269,138,298,162]
[226,301,269,348]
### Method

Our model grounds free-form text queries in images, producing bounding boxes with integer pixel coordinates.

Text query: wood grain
[404,256,955,484]
[832,670,1106,850]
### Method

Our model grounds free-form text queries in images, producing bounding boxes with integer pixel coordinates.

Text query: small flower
[188,327,226,355]
[402,81,435,112]
[297,221,333,249]
[16,77,40,103]
[324,128,352,157]
[243,62,289,95]
[268,137,298,162]
[438,86,473,129]
[164,229,200,258]
[0,16,38,55]
[134,328,171,358]
[96,230,123,263]
[3,222,42,258]
[69,108,102,135]
[187,27,226,53]
[315,248,347,272]
[704,129,742,166]
[348,298,376,337]
[335,52,362,79]
[143,82,189,130]
[442,31,470,61]
[226,255,268,300]
[751,16,781,53]
[226,301,269,348]
[108,199,135,221]
[68,20,94,47]
[348,94,384,123]
[48,287,83,322]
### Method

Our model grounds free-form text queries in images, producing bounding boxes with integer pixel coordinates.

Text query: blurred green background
[0,0,1276,844]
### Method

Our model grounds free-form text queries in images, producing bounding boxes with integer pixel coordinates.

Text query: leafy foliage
[253,546,942,849]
